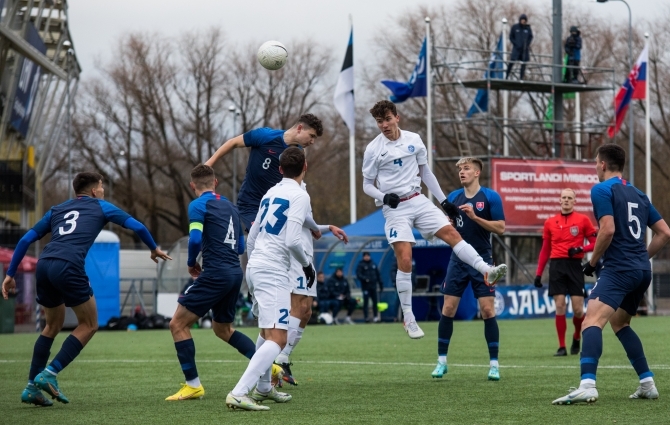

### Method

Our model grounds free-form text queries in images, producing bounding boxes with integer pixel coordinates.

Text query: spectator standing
[326,268,356,324]
[535,188,597,356]
[356,252,383,323]
[506,14,533,80]
[564,26,582,83]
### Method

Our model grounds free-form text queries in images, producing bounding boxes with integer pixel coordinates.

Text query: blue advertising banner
[10,22,47,138]
[494,284,593,319]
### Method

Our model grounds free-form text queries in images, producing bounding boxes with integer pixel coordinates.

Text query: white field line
[0,359,669,370]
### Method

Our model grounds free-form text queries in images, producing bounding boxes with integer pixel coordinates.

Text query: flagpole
[644,32,653,313]
[502,19,509,157]
[425,17,433,201]
[348,15,356,224]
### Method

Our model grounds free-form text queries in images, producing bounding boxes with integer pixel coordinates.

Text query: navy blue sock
[616,326,653,381]
[580,326,603,382]
[175,339,198,381]
[46,335,84,374]
[227,330,256,359]
[484,317,500,361]
[438,315,453,359]
[29,335,54,383]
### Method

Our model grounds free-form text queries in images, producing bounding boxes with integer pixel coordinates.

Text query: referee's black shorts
[549,258,585,297]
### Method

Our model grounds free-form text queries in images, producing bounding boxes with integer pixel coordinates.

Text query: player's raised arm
[205,135,246,167]
[2,211,53,299]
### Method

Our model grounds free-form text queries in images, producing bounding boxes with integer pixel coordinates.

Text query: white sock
[44,368,57,376]
[186,377,201,387]
[256,365,273,394]
[231,340,281,397]
[453,240,489,274]
[255,334,265,351]
[438,355,447,364]
[490,360,499,368]
[396,270,415,322]
[640,377,654,386]
[579,378,596,389]
[276,316,304,363]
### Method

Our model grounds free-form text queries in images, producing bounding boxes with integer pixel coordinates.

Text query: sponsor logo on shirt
[476,202,485,211]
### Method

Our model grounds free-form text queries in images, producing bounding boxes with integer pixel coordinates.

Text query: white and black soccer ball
[257,40,288,71]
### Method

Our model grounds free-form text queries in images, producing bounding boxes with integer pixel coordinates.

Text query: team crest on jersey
[476,202,485,211]
[466,202,473,209]
[570,226,579,236]
[408,145,415,153]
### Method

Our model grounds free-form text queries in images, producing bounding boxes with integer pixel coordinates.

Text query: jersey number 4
[394,159,403,167]
[224,216,237,249]
[259,197,290,235]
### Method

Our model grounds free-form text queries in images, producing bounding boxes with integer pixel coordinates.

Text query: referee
[535,188,597,356]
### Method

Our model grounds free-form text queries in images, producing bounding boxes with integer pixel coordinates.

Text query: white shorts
[289,255,316,297]
[383,193,450,244]
[247,266,292,330]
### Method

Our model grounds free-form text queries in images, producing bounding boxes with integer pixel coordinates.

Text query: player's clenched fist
[383,193,400,209]
[440,199,460,223]
[303,263,316,288]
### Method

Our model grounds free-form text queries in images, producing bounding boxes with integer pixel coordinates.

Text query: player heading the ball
[361,100,507,339]
[205,114,323,232]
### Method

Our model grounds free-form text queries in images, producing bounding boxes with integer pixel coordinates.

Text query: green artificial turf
[1,317,668,424]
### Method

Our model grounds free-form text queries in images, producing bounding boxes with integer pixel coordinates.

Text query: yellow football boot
[165,383,205,401]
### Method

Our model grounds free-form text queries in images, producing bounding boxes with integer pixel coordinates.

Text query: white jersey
[248,178,311,272]
[300,181,314,257]
[362,129,427,206]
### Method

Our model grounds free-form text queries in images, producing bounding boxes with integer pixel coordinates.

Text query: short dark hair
[73,172,103,194]
[596,144,626,172]
[369,100,397,119]
[362,251,370,256]
[280,146,305,178]
[190,164,216,190]
[297,113,323,137]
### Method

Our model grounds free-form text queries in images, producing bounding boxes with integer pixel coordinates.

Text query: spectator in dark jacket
[564,26,582,83]
[314,272,334,315]
[506,14,533,80]
[326,268,356,324]
[356,252,383,322]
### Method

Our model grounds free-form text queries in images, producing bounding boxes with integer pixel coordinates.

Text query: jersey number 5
[627,202,641,239]
[58,210,80,235]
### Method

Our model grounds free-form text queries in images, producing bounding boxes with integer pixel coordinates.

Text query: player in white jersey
[362,100,508,339]
[274,181,349,386]
[226,147,316,411]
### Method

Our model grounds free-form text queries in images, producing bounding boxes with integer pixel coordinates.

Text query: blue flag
[381,38,426,103]
[467,34,504,118]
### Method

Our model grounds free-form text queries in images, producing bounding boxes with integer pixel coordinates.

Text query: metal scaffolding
[0,0,80,241]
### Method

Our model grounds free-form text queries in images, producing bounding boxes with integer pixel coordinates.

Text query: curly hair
[369,100,397,119]
[297,113,323,137]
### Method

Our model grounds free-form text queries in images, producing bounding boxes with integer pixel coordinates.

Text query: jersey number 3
[58,210,80,235]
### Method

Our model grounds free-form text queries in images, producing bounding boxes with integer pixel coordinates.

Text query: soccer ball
[257,40,288,71]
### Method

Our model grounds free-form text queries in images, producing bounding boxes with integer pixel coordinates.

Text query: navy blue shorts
[440,256,495,299]
[589,268,651,316]
[178,271,243,323]
[237,208,256,234]
[36,258,93,308]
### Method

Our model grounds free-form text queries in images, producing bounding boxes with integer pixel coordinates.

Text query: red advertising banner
[490,159,598,233]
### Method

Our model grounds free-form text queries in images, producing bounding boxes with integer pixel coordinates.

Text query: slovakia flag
[608,46,648,138]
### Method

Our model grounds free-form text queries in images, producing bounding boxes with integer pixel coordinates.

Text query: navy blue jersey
[447,187,505,259]
[591,177,661,271]
[188,192,243,273]
[34,197,131,268]
[237,128,288,218]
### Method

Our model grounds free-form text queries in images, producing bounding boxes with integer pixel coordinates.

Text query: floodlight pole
[502,18,509,157]
[644,32,653,313]
[229,105,239,204]
[425,17,434,200]
[66,48,73,198]
[552,0,564,158]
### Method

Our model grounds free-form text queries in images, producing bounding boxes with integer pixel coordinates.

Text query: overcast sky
[68,0,666,80]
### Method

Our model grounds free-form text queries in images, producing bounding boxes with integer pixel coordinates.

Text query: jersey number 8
[262,158,271,170]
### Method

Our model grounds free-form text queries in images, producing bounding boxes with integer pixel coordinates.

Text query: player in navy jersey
[165,164,259,401]
[205,114,324,231]
[553,144,670,405]
[1,172,171,406]
[432,157,506,381]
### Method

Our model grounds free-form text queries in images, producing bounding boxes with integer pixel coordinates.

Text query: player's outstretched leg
[432,314,452,378]
[275,315,303,386]
[22,334,55,406]
[165,339,205,400]
[484,317,500,381]
[552,326,602,405]
[228,336,282,411]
